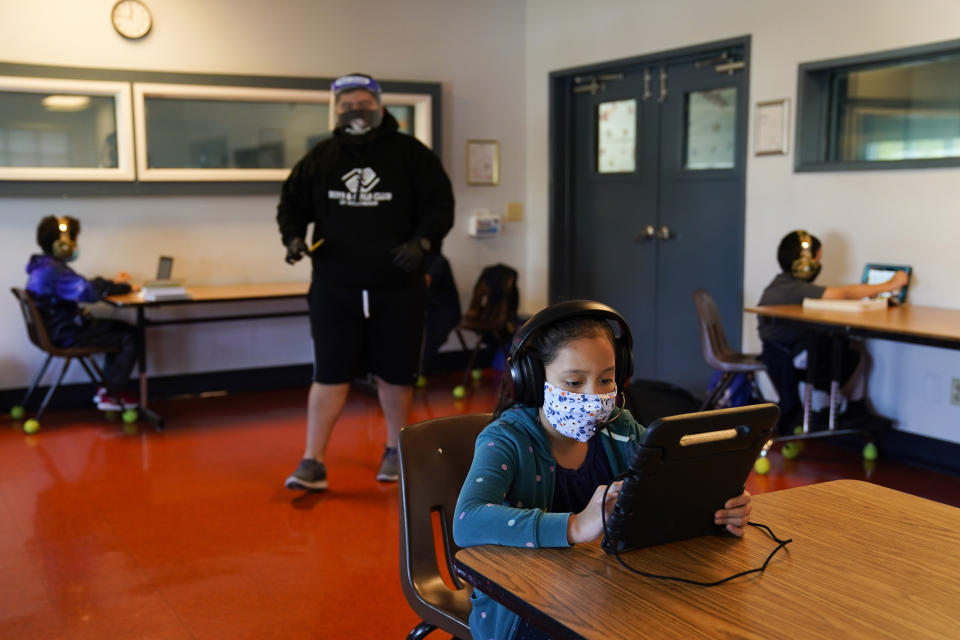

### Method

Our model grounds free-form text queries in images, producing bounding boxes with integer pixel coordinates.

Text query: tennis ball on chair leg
[452,385,466,399]
[863,442,878,461]
[781,442,800,459]
[23,419,40,434]
[122,409,138,424]
[754,457,770,475]
[10,405,25,420]
[471,369,483,381]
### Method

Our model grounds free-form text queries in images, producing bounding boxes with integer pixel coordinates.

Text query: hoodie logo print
[343,167,380,194]
[328,167,393,207]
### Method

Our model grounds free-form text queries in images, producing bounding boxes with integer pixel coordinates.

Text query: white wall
[0,0,527,388]
[524,0,960,442]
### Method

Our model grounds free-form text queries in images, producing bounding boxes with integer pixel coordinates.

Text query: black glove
[285,237,309,264]
[390,238,426,272]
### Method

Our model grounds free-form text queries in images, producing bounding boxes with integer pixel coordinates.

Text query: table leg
[828,333,843,431]
[135,306,164,431]
[802,341,816,433]
[773,331,866,447]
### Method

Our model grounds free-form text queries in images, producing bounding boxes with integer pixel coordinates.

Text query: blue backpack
[706,371,754,408]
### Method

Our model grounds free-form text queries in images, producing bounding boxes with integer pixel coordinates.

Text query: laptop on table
[144,255,180,287]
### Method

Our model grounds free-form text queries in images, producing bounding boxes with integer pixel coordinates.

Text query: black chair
[692,289,766,411]
[452,264,519,394]
[11,288,115,423]
[398,413,491,640]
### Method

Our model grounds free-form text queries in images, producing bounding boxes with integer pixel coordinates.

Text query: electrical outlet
[951,378,960,407]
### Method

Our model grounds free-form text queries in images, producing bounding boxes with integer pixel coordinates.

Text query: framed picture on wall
[754,98,789,156]
[466,139,499,185]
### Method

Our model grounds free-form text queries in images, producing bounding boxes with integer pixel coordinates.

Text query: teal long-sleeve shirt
[453,405,645,640]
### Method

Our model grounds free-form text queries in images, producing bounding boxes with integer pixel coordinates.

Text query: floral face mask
[541,381,617,442]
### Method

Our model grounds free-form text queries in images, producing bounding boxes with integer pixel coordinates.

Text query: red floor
[2,372,958,639]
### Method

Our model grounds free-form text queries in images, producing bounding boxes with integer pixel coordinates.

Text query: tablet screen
[862,264,911,303]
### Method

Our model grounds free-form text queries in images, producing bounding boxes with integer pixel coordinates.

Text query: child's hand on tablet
[715,490,752,537]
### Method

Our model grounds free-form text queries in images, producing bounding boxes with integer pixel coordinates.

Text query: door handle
[634,224,657,242]
[657,225,673,240]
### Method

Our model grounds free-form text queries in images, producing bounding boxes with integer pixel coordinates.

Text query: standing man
[277,73,454,490]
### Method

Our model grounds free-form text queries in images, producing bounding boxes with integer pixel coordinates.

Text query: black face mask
[798,263,822,282]
[337,109,382,135]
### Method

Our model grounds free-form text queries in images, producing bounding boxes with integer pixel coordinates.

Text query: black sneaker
[285,459,328,491]
[376,447,399,482]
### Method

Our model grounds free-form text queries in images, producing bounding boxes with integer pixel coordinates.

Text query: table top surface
[454,480,960,640]
[106,281,310,306]
[745,303,960,343]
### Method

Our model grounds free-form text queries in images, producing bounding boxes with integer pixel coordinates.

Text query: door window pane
[834,55,960,162]
[597,99,637,173]
[144,97,329,169]
[684,88,736,170]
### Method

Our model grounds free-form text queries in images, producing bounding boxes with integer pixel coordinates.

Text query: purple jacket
[25,254,129,345]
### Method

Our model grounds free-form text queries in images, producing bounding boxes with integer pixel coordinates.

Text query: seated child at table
[757,230,907,431]
[453,300,752,640]
[25,215,139,410]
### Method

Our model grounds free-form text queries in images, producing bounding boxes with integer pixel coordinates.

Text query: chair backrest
[461,263,518,331]
[11,288,55,353]
[399,413,491,638]
[691,289,735,369]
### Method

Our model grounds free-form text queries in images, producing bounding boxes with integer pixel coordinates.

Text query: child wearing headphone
[453,300,752,640]
[758,231,908,431]
[25,215,140,411]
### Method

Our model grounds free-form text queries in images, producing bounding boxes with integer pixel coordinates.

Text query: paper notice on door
[598,99,637,173]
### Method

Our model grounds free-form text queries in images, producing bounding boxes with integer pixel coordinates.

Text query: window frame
[795,38,960,172]
[0,75,135,181]
[133,84,436,182]
[0,62,442,195]
[133,82,333,182]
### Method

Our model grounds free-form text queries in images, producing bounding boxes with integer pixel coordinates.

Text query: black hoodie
[276,111,454,288]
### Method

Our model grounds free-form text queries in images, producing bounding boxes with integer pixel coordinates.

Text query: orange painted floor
[2,372,959,639]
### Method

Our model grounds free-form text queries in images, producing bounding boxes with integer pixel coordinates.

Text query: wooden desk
[108,281,309,307]
[745,304,960,351]
[107,282,310,428]
[745,303,960,435]
[455,480,960,639]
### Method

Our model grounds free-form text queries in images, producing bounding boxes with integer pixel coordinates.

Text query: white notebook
[802,297,888,312]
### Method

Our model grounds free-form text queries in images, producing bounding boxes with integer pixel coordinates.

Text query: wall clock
[112,0,153,40]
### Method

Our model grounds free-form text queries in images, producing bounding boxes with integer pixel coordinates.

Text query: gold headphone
[790,229,815,279]
[51,217,76,261]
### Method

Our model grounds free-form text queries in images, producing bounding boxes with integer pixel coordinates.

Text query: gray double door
[550,39,749,394]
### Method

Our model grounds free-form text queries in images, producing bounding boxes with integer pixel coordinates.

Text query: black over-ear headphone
[507,299,634,407]
[790,229,815,280]
[51,217,76,261]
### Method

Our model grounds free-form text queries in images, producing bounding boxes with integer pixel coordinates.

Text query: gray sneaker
[285,459,328,491]
[376,447,400,482]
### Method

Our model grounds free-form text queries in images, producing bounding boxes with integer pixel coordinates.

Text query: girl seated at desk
[453,300,752,640]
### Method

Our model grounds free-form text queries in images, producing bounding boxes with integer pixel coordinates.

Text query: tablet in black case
[602,403,778,554]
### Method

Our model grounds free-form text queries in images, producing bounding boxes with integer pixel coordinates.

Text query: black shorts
[307,278,426,385]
